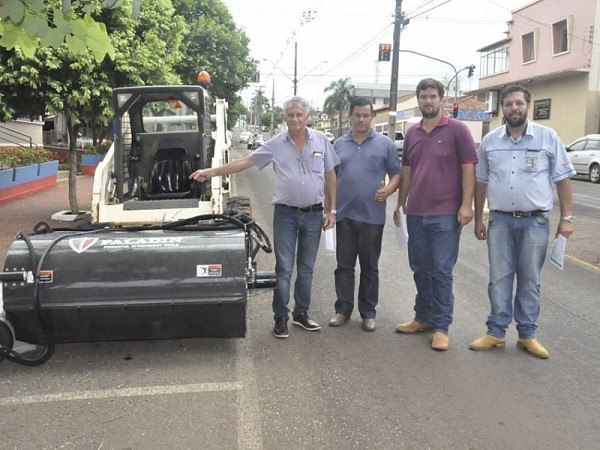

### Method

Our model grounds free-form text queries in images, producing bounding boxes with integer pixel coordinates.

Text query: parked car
[382,130,404,159]
[323,131,335,144]
[248,133,264,150]
[239,131,251,144]
[565,134,600,183]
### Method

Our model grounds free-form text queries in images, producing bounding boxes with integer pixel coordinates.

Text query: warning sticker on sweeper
[196,264,222,277]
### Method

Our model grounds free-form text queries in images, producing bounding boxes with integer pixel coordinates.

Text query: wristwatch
[329,209,338,215]
[560,215,574,223]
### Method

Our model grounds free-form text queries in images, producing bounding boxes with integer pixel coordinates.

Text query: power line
[320,23,394,78]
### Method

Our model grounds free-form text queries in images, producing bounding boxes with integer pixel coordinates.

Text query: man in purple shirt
[328,97,401,332]
[393,78,477,351]
[190,96,339,339]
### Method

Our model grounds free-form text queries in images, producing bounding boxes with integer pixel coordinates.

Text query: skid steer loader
[1,84,275,366]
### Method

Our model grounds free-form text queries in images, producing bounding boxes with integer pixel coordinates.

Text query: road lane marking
[235,337,264,449]
[0,381,242,406]
[566,254,600,271]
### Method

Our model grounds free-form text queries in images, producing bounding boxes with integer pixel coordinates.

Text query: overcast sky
[221,0,530,110]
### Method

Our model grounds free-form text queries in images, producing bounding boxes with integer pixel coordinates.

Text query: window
[552,18,570,54]
[141,100,198,132]
[586,139,600,150]
[522,31,536,63]
[479,43,509,77]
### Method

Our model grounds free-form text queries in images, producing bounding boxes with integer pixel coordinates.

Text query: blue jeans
[272,204,323,321]
[334,218,384,319]
[407,215,461,334]
[485,211,550,339]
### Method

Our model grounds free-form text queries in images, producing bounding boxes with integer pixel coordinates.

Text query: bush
[0,146,54,169]
[80,140,112,155]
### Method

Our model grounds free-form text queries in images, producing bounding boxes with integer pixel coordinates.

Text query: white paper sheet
[325,227,335,251]
[394,207,409,249]
[549,234,567,270]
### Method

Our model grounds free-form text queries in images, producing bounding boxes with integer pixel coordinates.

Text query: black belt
[493,210,546,218]
[278,203,323,212]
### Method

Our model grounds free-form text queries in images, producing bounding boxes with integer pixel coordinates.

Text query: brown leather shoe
[517,338,549,359]
[362,318,376,332]
[395,319,432,334]
[328,313,349,327]
[469,334,506,351]
[431,332,449,351]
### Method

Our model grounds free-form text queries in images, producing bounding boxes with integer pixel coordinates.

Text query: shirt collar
[415,113,450,129]
[342,127,376,142]
[503,120,532,142]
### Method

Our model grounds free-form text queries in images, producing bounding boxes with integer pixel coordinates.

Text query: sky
[221,0,531,110]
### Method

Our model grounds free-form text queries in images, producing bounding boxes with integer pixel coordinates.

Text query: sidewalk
[0,174,93,260]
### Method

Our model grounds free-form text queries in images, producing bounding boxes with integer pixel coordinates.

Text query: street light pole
[398,49,459,103]
[294,42,298,95]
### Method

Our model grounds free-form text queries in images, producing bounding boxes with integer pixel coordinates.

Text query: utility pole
[270,79,275,137]
[387,0,404,141]
[294,42,298,95]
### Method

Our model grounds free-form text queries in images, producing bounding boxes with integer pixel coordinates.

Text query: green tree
[172,0,257,128]
[323,77,354,138]
[261,106,283,129]
[0,0,156,61]
[0,0,186,214]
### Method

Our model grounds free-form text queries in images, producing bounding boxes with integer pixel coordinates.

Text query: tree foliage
[0,0,256,210]
[323,77,355,137]
[172,0,257,128]
[0,0,186,213]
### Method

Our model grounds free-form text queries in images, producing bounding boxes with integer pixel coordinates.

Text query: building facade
[475,0,600,145]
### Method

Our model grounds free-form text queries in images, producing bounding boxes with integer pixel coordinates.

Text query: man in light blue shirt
[470,85,575,359]
[328,97,401,332]
[190,96,339,339]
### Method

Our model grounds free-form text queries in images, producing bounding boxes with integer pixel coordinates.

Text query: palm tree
[323,77,355,138]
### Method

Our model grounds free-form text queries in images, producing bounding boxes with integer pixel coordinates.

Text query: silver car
[566,134,600,183]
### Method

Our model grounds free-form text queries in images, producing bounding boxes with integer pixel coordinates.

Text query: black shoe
[273,318,289,338]
[292,312,321,331]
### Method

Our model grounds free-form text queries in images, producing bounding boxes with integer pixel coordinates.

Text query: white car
[239,131,251,144]
[566,134,600,183]
[247,134,264,150]
[323,131,335,144]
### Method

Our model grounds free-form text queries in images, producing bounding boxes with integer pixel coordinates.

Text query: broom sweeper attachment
[1,212,276,366]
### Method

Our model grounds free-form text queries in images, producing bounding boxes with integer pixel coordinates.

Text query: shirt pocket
[522,149,549,172]
[311,153,325,173]
[367,154,383,173]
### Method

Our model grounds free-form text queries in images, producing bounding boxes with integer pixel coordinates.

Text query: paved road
[1,150,599,449]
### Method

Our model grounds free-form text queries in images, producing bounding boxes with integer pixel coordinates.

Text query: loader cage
[112,86,213,203]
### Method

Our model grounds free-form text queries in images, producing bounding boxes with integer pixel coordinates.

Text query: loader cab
[112,86,213,204]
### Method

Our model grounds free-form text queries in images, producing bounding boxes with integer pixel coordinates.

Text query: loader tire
[225,196,252,217]
[0,319,15,363]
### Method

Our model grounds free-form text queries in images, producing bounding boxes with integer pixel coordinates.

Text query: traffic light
[467,65,475,78]
[378,44,391,61]
[452,103,459,118]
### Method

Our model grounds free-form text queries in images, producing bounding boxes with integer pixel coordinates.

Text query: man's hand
[557,220,574,238]
[474,218,487,240]
[457,205,474,229]
[323,212,337,230]
[374,180,388,202]
[189,169,214,183]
